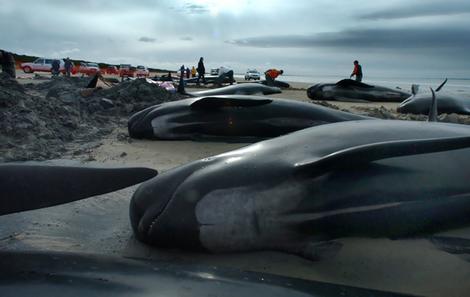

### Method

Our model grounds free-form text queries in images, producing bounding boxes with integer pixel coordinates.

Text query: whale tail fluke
[411,84,420,95]
[0,161,158,216]
[436,78,448,92]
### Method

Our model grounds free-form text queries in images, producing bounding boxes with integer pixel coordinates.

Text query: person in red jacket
[264,69,283,86]
[350,60,363,82]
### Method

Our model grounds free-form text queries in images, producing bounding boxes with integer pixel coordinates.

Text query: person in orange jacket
[264,68,283,86]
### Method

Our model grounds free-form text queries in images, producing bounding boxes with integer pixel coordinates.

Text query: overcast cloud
[1,0,469,78]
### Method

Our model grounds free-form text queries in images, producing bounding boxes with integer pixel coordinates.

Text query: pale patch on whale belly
[151,115,200,139]
[195,182,306,252]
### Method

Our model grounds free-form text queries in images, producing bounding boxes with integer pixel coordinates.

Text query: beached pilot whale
[183,75,233,85]
[183,83,282,96]
[307,79,410,102]
[128,95,371,140]
[130,119,470,259]
[0,160,157,216]
[1,163,416,297]
[398,79,470,115]
[259,80,291,89]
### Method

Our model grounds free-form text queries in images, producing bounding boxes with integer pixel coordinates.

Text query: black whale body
[398,87,470,115]
[259,80,291,88]
[307,79,410,102]
[127,95,371,141]
[186,83,282,96]
[130,120,470,259]
[0,251,413,297]
[183,76,290,89]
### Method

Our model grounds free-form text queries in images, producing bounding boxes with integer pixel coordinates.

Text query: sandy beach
[2,72,470,296]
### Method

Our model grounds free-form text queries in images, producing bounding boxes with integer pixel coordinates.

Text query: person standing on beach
[64,57,73,77]
[177,65,185,93]
[191,66,196,78]
[185,67,190,79]
[196,57,206,85]
[0,50,16,78]
[51,59,60,77]
[350,60,363,82]
[264,69,283,86]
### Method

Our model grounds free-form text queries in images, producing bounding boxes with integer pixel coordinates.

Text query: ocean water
[280,74,470,93]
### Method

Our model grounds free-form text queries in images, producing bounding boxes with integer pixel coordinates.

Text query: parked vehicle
[245,69,261,80]
[210,68,219,75]
[119,64,135,77]
[21,58,67,74]
[135,65,149,78]
[106,65,119,75]
[78,62,100,76]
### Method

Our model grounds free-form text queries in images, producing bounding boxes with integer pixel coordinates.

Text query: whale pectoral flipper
[190,96,272,110]
[0,162,158,215]
[295,136,470,177]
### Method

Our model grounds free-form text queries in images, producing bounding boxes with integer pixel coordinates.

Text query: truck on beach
[119,64,135,78]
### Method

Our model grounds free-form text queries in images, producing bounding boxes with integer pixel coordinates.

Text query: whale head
[306,83,324,100]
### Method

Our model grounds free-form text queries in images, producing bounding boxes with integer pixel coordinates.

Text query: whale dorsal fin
[436,78,448,92]
[336,79,373,89]
[295,136,470,177]
[0,162,157,215]
[86,74,99,88]
[190,97,272,110]
[428,88,438,122]
[411,84,420,95]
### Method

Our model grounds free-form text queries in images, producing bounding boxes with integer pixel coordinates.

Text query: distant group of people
[182,57,235,87]
[0,50,76,79]
[188,57,285,87]
[179,58,363,88]
[51,57,73,77]
[2,47,364,87]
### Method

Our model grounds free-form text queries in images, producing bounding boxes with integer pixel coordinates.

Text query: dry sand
[2,73,470,296]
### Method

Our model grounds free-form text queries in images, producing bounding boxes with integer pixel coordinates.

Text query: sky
[1,0,470,78]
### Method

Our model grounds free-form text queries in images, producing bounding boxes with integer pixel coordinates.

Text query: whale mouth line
[144,169,200,237]
[143,194,175,238]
